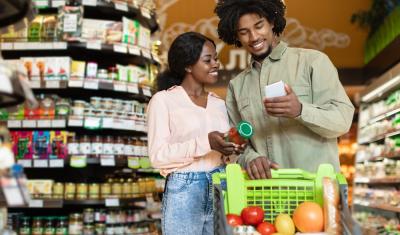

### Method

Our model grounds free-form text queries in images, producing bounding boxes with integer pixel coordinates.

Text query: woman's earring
[185,68,192,73]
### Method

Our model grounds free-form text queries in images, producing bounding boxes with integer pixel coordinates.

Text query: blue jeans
[161,166,225,235]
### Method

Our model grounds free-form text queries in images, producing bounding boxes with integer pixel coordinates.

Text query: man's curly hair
[215,0,286,47]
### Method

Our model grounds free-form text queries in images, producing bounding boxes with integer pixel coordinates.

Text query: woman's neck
[181,79,206,97]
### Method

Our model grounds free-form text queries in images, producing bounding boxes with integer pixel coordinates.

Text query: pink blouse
[147,86,230,176]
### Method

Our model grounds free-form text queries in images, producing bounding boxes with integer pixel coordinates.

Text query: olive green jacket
[226,41,354,172]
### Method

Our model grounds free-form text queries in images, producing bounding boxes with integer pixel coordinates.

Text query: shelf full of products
[355,62,400,234]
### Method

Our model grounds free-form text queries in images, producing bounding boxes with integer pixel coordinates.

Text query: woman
[147,32,237,234]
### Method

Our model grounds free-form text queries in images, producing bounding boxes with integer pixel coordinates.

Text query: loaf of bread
[322,177,341,234]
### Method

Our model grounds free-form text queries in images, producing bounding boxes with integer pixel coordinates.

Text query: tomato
[257,221,276,235]
[241,206,264,226]
[226,214,243,227]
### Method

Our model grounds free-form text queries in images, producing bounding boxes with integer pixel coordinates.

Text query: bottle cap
[237,121,253,139]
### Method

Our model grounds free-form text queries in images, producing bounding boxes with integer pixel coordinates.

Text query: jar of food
[83,208,95,224]
[89,183,100,199]
[84,107,94,118]
[55,216,68,235]
[103,136,114,155]
[91,135,103,158]
[114,136,125,156]
[79,135,91,155]
[86,62,98,78]
[64,182,76,199]
[68,213,83,235]
[122,101,132,113]
[72,100,86,117]
[122,178,132,198]
[114,223,124,235]
[112,99,123,111]
[55,100,70,117]
[43,217,55,235]
[138,178,146,194]
[124,138,135,156]
[97,69,108,80]
[53,182,64,199]
[95,223,106,235]
[111,180,122,197]
[76,183,88,199]
[41,96,55,118]
[103,98,113,110]
[105,224,114,235]
[108,67,118,81]
[146,178,156,193]
[100,182,111,198]
[131,181,139,195]
[83,224,95,235]
[95,209,107,223]
[19,217,31,235]
[32,217,43,235]
[68,134,80,155]
[90,97,102,109]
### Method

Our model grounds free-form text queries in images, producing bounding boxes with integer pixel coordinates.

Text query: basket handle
[271,168,315,179]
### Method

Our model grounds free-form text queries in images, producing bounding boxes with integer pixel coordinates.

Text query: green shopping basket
[212,163,362,235]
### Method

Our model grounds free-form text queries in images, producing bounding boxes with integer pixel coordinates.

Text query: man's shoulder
[287,46,329,62]
[229,68,251,86]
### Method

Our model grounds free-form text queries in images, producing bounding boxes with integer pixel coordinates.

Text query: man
[215,0,354,179]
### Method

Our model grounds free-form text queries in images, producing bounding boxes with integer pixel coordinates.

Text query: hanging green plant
[351,0,400,37]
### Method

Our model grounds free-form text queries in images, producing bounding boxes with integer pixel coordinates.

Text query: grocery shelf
[356,153,400,163]
[28,79,153,100]
[360,105,400,129]
[358,128,400,145]
[4,117,147,134]
[354,177,400,184]
[1,197,147,208]
[0,42,159,66]
[353,201,400,213]
[36,0,158,32]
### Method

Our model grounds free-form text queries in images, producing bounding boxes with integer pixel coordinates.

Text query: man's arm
[226,82,278,179]
[296,52,354,138]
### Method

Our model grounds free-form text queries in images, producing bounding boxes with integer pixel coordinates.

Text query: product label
[124,145,134,155]
[91,143,103,155]
[114,144,125,155]
[68,143,80,155]
[80,143,91,155]
[103,143,114,155]
[63,14,78,32]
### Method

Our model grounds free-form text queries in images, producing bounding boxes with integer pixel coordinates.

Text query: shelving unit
[355,61,400,234]
[0,0,162,234]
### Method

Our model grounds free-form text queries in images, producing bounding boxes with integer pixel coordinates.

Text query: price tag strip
[100,155,116,166]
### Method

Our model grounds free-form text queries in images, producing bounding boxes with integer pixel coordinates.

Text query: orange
[292,202,324,232]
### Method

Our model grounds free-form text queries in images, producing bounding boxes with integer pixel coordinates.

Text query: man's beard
[252,44,272,62]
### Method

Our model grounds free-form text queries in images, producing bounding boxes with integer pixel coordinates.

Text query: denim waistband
[168,166,225,181]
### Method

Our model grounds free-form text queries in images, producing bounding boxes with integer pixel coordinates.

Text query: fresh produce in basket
[227,214,244,227]
[274,214,295,235]
[256,221,276,235]
[241,206,264,226]
[292,202,324,232]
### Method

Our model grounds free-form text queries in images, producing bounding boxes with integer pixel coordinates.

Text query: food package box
[28,15,44,42]
[81,19,117,43]
[56,5,84,41]
[27,179,54,197]
[122,17,140,45]
[71,60,86,80]
[137,24,151,50]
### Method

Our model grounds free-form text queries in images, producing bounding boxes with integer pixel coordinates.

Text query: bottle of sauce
[226,121,253,145]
